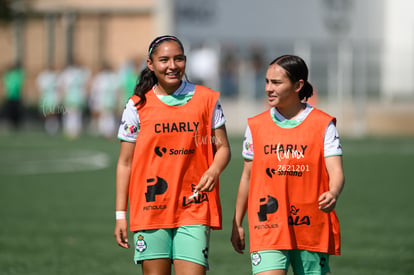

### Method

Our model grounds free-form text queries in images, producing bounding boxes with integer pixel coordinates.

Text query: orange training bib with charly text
[248,108,340,255]
[128,85,222,231]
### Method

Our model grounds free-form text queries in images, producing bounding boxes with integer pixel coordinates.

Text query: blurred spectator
[36,64,61,135]
[219,44,239,97]
[187,42,219,89]
[1,61,25,131]
[89,62,120,139]
[58,60,90,139]
[250,46,267,99]
[118,57,142,116]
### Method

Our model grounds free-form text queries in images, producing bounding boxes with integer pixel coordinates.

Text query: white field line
[0,150,111,175]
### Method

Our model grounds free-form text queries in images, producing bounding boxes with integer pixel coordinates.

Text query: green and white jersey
[36,69,60,111]
[89,70,121,112]
[58,65,90,108]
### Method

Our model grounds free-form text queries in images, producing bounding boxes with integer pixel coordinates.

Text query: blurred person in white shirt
[89,62,121,139]
[58,60,90,139]
[36,65,61,135]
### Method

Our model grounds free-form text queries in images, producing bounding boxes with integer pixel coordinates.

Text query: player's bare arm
[319,155,345,213]
[196,125,231,192]
[114,141,135,248]
[231,159,252,254]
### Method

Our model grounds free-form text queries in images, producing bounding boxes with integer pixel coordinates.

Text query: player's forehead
[266,64,288,80]
[152,41,184,57]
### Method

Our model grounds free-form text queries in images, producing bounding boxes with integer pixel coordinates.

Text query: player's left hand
[318,191,338,213]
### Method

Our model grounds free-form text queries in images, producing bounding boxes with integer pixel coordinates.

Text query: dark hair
[269,55,313,101]
[133,35,185,107]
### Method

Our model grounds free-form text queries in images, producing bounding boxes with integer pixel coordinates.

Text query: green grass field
[0,131,413,274]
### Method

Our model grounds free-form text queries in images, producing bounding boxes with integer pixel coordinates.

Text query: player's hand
[231,222,245,254]
[114,219,130,248]
[318,191,338,213]
[195,167,219,192]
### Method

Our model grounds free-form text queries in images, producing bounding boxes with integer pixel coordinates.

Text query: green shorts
[133,225,210,268]
[251,250,330,275]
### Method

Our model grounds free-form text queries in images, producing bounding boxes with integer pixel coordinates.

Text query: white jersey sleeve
[242,126,254,160]
[324,121,343,157]
[213,100,226,129]
[117,99,139,142]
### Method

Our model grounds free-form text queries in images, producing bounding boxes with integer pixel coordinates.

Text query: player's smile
[165,71,180,79]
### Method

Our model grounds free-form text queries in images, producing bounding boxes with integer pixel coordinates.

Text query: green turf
[0,131,413,274]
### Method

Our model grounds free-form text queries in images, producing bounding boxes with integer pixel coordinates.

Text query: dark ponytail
[133,35,185,108]
[134,67,157,107]
[299,81,313,102]
[270,55,314,101]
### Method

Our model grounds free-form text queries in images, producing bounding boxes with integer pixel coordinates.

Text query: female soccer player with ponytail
[114,35,231,275]
[231,55,345,275]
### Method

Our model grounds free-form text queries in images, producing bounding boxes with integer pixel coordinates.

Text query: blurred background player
[58,60,90,139]
[36,64,61,136]
[88,62,121,139]
[1,61,25,131]
[117,57,143,117]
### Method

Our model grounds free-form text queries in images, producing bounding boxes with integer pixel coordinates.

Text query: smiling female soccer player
[114,35,231,275]
[231,55,344,275]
